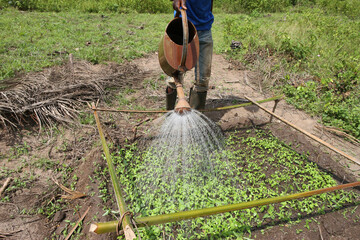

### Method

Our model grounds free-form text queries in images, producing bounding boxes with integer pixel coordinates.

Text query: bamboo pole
[245,96,360,166]
[90,181,360,234]
[89,95,283,114]
[91,108,168,113]
[91,103,136,240]
[202,95,283,112]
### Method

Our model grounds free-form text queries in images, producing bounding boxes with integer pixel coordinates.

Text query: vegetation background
[0,0,359,138]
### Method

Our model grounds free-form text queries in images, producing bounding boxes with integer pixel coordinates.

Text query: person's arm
[171,0,187,11]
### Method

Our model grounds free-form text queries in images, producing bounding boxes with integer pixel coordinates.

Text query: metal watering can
[158,8,199,114]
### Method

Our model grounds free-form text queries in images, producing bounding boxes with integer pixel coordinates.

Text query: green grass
[0,8,169,81]
[0,0,171,13]
[1,0,359,17]
[1,4,359,137]
[108,129,359,239]
[222,7,360,139]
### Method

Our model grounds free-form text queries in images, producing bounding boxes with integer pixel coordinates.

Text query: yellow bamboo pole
[202,95,283,112]
[89,95,283,114]
[245,96,360,166]
[91,103,136,240]
[90,181,360,234]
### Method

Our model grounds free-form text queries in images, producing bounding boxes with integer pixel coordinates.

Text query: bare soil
[0,53,359,240]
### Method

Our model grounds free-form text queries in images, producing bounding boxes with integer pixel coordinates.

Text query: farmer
[166,0,214,110]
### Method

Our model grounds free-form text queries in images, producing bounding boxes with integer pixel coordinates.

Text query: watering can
[158,8,199,114]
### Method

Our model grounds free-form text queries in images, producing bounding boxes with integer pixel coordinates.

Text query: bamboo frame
[89,96,360,236]
[90,181,360,234]
[245,96,360,166]
[91,103,136,240]
[90,95,283,114]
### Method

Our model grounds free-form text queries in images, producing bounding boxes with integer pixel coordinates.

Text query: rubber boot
[166,87,177,110]
[189,88,207,110]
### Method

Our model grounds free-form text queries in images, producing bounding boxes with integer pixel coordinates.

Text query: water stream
[137,110,229,204]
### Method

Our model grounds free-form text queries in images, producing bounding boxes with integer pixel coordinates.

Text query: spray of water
[131,110,243,237]
[137,110,229,202]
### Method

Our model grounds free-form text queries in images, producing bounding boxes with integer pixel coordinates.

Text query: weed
[33,158,57,170]
[143,78,158,90]
[79,111,95,125]
[38,198,66,219]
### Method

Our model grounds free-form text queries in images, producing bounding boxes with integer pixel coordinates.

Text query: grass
[108,128,359,239]
[1,6,359,140]
[221,7,360,139]
[0,8,169,81]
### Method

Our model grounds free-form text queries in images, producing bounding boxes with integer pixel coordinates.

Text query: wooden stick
[91,95,283,114]
[0,178,11,196]
[0,229,22,237]
[318,224,324,240]
[64,206,90,240]
[269,99,280,123]
[91,107,168,113]
[245,96,360,166]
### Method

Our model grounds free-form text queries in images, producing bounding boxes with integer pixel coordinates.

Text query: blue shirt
[177,0,214,31]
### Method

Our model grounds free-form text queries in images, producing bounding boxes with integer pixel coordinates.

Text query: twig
[0,229,22,237]
[64,206,90,240]
[315,125,360,145]
[318,224,324,240]
[224,80,240,83]
[132,118,151,142]
[135,117,151,127]
[22,217,43,225]
[269,99,280,123]
[51,177,87,200]
[0,178,11,197]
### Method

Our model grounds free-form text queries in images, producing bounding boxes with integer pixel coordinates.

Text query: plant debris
[0,56,141,130]
[0,178,11,197]
[52,177,87,200]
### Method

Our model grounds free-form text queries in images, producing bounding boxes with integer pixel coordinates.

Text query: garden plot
[111,127,359,239]
[0,54,359,240]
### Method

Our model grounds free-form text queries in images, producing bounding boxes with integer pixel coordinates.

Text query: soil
[0,53,359,240]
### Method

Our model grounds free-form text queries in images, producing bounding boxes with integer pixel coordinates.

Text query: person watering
[166,0,214,110]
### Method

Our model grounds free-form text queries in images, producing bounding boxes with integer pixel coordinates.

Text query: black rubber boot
[166,87,177,110]
[189,88,207,110]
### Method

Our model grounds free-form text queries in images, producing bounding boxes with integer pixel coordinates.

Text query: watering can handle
[175,8,188,73]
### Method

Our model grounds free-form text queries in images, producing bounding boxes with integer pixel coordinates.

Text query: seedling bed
[100,124,360,239]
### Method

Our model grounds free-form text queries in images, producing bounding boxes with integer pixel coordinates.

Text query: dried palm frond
[0,56,141,129]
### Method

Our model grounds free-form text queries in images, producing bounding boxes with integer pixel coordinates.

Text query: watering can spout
[174,77,191,115]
